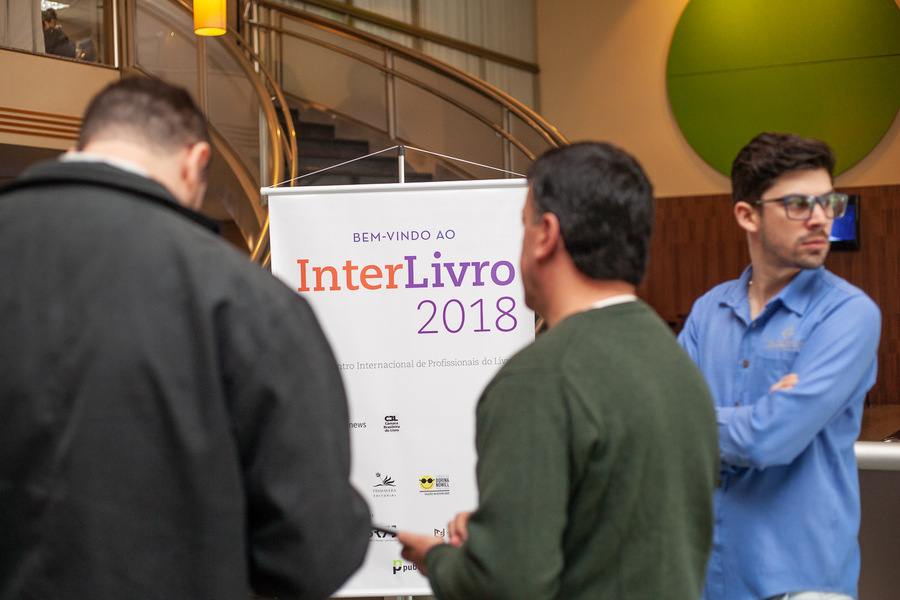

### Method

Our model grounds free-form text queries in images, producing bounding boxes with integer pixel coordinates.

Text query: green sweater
[425,301,718,600]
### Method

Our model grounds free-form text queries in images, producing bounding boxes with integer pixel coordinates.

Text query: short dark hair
[731,132,836,204]
[77,77,210,153]
[526,142,655,286]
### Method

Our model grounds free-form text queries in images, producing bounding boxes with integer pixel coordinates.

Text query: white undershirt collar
[60,151,150,178]
[589,294,638,310]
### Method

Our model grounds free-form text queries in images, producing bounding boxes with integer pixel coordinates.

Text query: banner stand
[265,153,534,598]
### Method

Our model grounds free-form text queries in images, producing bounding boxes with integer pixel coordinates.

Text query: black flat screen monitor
[829,194,860,251]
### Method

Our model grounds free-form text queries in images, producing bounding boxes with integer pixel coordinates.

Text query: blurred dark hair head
[77,77,210,155]
[526,141,655,286]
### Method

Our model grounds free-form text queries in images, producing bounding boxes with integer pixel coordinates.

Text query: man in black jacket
[0,77,370,600]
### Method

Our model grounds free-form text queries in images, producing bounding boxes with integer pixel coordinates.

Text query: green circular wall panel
[667,0,900,175]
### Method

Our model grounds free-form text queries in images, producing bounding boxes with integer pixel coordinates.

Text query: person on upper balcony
[41,8,75,58]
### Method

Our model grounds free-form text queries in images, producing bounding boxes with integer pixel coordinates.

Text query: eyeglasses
[754,192,849,220]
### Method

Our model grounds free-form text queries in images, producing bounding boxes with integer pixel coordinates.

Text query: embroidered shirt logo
[765,326,803,351]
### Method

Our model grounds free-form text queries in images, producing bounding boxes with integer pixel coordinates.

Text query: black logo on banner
[384,415,400,433]
[372,472,397,498]
[370,526,398,542]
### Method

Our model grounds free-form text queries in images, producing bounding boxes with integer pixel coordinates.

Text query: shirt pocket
[747,353,798,403]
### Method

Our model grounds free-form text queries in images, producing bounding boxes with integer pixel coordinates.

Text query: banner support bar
[261,145,525,197]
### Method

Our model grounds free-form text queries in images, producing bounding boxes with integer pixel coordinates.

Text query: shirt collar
[589,294,638,310]
[777,267,824,315]
[8,159,221,236]
[722,265,824,317]
[60,151,151,178]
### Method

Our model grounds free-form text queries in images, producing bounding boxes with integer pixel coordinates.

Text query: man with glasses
[678,132,881,600]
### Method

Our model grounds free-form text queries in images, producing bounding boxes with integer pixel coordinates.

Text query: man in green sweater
[397,142,719,600]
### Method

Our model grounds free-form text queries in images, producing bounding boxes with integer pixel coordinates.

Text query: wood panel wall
[638,184,900,406]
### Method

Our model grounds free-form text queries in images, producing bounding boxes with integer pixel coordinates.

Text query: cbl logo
[384,415,400,433]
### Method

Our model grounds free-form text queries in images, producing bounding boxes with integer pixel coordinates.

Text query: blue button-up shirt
[678,266,880,600]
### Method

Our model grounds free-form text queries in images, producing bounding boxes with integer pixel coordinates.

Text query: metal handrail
[241,0,567,266]
[261,0,539,73]
[245,0,567,150]
[168,0,298,184]
[131,0,298,259]
[246,19,541,162]
[202,29,298,261]
[226,26,299,186]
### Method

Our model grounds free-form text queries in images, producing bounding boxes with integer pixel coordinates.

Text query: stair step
[294,120,336,141]
[297,155,406,177]
[294,171,433,186]
[285,111,433,186]
[298,137,371,159]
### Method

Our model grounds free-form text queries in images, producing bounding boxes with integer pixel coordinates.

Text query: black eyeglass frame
[754,192,850,221]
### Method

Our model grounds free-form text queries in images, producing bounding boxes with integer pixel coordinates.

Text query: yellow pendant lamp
[194,0,226,36]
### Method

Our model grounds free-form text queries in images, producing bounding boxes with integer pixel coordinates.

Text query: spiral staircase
[1,0,567,265]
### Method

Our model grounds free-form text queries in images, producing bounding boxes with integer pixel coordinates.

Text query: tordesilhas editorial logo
[372,472,397,499]
[418,473,450,496]
[370,525,397,543]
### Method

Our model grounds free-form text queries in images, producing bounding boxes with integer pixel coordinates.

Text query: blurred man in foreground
[0,77,370,600]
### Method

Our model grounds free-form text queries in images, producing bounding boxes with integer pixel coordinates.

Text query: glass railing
[130,0,297,254]
[0,0,110,64]
[245,0,566,180]
[6,0,564,263]
[0,0,296,254]
[271,0,539,109]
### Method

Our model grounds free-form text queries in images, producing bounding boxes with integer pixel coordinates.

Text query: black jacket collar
[1,160,221,234]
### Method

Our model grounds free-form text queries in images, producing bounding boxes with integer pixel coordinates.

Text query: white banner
[267,179,534,597]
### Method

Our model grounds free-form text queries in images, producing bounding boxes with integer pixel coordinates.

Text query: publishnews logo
[392,559,419,575]
[390,528,443,573]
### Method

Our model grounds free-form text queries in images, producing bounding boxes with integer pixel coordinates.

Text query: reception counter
[856,441,900,600]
